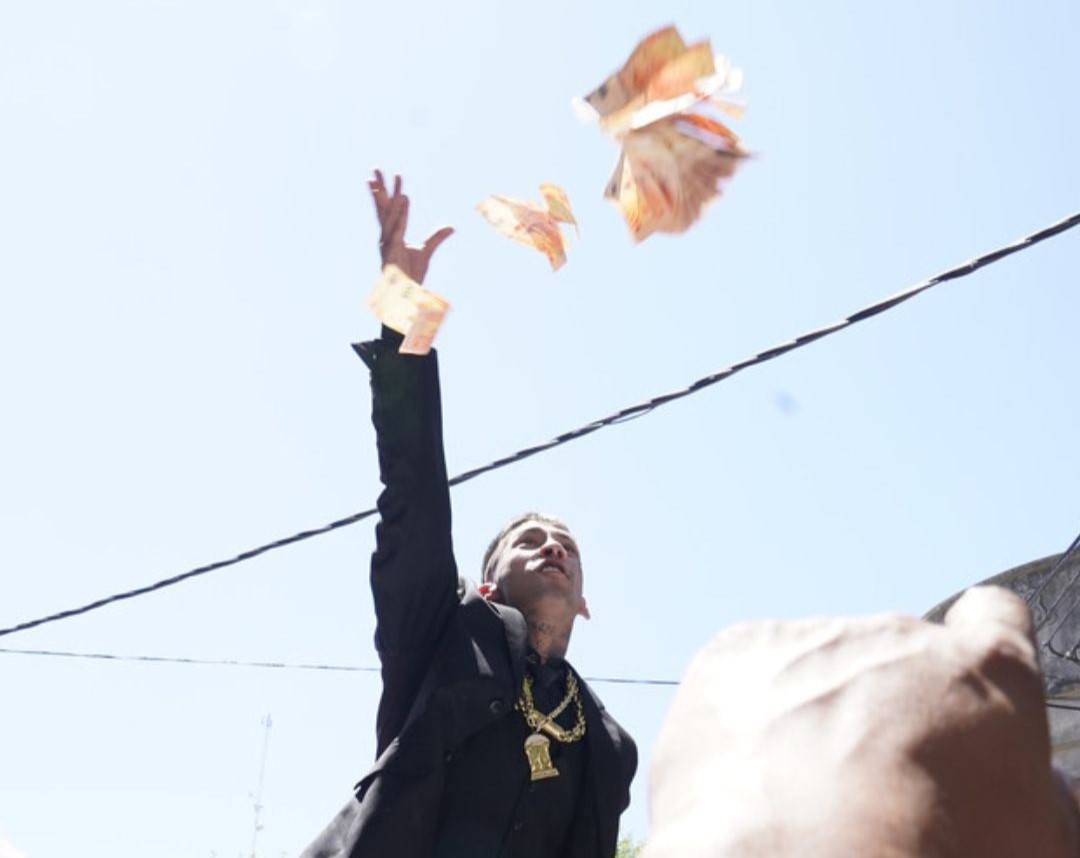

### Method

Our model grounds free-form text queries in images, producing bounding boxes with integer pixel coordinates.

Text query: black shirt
[433,654,587,858]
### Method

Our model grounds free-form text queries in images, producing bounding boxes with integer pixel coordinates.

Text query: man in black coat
[301,172,637,858]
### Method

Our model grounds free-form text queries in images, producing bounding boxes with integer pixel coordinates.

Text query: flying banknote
[367,264,450,355]
[476,183,579,271]
[575,25,749,243]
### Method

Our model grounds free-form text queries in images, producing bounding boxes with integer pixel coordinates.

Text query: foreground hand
[369,170,454,284]
[645,587,1079,858]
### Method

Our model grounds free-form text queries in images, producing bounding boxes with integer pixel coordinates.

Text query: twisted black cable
[1,211,1077,640]
[0,646,679,686]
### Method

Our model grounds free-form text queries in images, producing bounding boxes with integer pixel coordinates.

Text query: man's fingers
[370,170,388,220]
[380,195,409,249]
[389,195,410,243]
[370,182,386,221]
[422,226,455,257]
[393,174,402,197]
[945,586,1040,673]
[945,586,1035,640]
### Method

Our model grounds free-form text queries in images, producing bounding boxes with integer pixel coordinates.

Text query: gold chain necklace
[515,670,587,781]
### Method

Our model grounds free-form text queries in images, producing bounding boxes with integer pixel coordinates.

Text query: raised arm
[355,172,456,753]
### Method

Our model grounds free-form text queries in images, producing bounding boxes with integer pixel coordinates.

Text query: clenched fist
[645,587,1080,857]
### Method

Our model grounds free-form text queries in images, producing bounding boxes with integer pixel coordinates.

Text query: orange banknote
[477,184,579,270]
[367,264,450,355]
[575,25,749,243]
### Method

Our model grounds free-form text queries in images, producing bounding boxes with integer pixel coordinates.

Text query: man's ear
[479,582,500,602]
[578,596,591,620]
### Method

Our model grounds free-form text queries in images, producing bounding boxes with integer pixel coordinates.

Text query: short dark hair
[481,512,573,582]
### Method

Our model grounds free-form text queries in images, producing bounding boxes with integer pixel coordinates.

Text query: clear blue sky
[2,1,1078,855]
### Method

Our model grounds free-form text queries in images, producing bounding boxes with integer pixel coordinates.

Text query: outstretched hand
[369,170,454,284]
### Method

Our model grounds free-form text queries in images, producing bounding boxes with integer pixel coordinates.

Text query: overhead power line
[0,211,1077,641]
[0,646,680,686]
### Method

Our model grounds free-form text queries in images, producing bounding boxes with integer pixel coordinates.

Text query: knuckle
[969,625,1039,673]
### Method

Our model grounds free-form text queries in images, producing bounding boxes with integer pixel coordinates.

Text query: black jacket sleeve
[354,328,459,755]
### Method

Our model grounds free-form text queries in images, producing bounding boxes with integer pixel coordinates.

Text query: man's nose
[541,541,566,559]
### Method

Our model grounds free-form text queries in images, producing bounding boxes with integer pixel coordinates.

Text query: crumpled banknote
[477,183,579,270]
[575,25,749,243]
[367,264,450,355]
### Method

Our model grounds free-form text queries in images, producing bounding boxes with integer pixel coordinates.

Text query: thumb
[422,226,455,258]
[945,586,1034,641]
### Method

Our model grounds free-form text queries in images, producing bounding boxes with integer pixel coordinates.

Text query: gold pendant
[524,733,559,781]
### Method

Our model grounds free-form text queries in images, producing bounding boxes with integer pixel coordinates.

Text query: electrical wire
[1046,699,1080,712]
[0,646,679,686]
[1,210,1077,641]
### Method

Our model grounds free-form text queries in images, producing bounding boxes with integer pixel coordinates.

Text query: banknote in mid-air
[575,25,749,243]
[477,183,579,270]
[367,264,450,355]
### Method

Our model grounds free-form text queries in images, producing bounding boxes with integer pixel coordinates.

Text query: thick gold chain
[516,671,587,743]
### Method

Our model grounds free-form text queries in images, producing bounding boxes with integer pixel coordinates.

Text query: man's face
[486,519,587,617]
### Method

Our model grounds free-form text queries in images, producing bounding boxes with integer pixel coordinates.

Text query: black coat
[301,337,636,858]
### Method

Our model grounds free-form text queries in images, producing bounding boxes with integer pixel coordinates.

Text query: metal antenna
[249,713,273,858]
